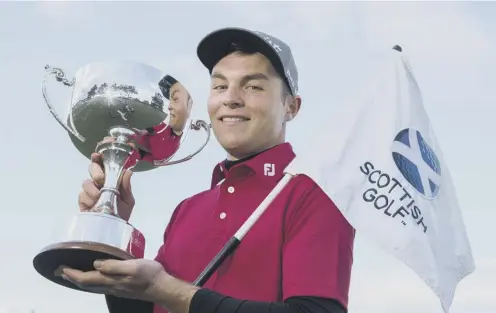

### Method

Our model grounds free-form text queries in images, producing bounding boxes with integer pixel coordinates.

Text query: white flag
[285,46,475,312]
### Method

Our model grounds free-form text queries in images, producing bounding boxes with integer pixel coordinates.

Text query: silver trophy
[33,61,210,292]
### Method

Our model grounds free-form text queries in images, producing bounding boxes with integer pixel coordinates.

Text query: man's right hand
[78,146,135,222]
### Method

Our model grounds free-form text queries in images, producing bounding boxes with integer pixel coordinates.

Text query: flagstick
[192,173,295,286]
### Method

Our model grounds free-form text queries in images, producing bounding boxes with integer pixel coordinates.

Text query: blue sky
[0,1,494,313]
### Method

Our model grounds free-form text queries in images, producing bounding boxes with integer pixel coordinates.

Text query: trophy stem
[92,127,136,218]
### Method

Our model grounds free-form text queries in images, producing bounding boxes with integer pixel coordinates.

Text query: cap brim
[197,27,285,76]
[158,75,178,100]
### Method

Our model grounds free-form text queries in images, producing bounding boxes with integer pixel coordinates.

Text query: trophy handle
[153,119,211,166]
[42,65,86,143]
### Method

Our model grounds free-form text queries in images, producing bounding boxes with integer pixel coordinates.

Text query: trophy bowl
[33,60,211,292]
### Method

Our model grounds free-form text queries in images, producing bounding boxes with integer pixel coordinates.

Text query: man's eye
[213,85,227,90]
[247,85,263,91]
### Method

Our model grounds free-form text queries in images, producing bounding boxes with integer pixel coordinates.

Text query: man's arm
[281,176,355,308]
[105,200,186,313]
[152,175,354,313]
[188,288,346,313]
[107,176,354,313]
[106,272,346,313]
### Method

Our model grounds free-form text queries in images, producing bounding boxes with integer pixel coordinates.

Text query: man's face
[208,52,298,159]
[168,82,191,133]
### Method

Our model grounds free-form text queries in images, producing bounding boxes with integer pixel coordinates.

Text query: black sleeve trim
[189,289,345,313]
[105,295,153,313]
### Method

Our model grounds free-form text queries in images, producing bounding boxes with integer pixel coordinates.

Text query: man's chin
[219,141,257,160]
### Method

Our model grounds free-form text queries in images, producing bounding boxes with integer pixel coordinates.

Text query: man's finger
[61,268,117,289]
[90,153,103,164]
[94,259,136,276]
[78,192,95,212]
[82,179,101,199]
[89,162,105,187]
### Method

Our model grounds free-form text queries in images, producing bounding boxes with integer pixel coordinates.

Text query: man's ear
[284,95,302,122]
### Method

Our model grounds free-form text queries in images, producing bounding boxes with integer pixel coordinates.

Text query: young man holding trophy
[71,28,355,313]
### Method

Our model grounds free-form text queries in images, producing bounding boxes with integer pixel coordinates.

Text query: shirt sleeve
[105,200,186,313]
[189,288,346,313]
[282,176,355,310]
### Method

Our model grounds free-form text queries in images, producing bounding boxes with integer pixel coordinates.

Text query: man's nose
[223,87,244,109]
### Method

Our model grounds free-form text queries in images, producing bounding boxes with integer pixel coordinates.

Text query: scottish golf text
[360,161,428,233]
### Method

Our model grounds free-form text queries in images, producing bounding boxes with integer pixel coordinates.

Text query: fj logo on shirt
[264,163,275,176]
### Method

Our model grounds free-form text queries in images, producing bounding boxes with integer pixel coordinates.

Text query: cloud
[284,2,354,42]
[35,1,95,22]
[0,307,28,313]
[359,2,495,65]
[348,255,496,313]
[223,2,494,66]
[213,1,354,42]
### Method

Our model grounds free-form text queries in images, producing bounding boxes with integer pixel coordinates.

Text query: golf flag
[285,46,475,312]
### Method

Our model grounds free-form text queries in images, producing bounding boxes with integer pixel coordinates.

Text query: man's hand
[59,259,165,301]
[78,137,135,221]
[58,259,199,313]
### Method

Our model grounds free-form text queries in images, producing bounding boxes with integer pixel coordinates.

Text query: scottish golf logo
[392,128,441,199]
[358,128,441,234]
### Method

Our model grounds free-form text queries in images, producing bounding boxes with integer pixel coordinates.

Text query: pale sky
[0,1,494,313]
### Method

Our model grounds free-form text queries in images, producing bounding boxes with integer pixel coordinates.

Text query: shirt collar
[210,142,296,188]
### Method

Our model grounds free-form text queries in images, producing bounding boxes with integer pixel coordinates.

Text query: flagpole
[193,173,295,286]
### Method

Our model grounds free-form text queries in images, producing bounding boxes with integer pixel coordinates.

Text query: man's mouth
[219,116,250,122]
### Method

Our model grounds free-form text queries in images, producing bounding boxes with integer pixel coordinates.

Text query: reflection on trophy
[33,61,211,292]
[124,75,195,170]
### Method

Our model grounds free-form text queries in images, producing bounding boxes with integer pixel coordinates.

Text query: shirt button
[220,212,227,219]
[227,186,235,193]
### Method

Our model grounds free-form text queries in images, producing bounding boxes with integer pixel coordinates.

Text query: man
[124,75,192,169]
[71,27,355,313]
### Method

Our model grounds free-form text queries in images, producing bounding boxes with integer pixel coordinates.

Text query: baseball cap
[158,74,178,100]
[197,27,299,96]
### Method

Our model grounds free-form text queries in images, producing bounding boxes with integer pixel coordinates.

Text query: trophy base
[33,212,145,292]
[33,241,133,292]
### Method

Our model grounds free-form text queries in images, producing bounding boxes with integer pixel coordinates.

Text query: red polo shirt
[153,143,354,312]
[146,124,181,161]
[124,124,181,169]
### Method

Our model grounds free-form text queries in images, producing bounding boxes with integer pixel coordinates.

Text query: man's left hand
[58,259,167,302]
